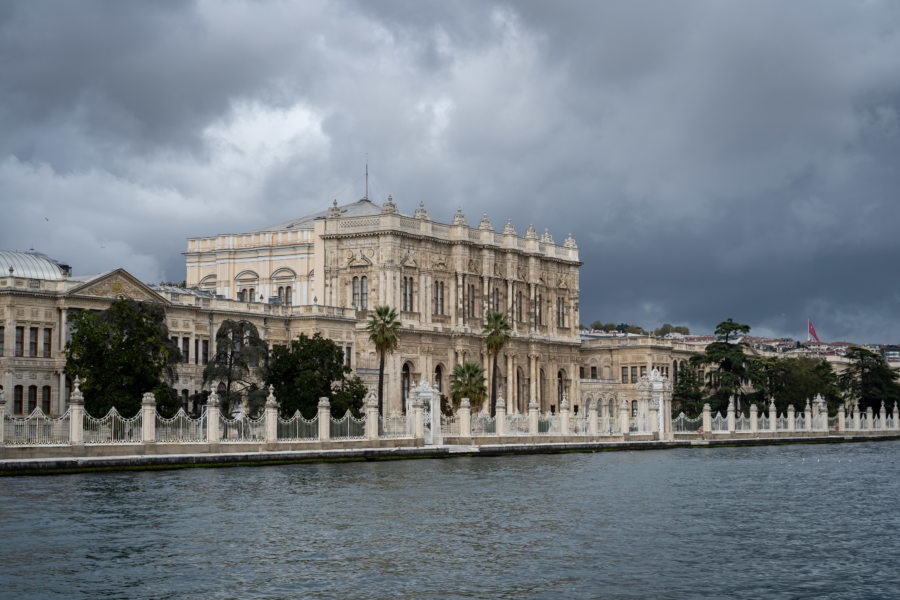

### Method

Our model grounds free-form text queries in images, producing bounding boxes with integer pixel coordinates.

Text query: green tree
[366,305,400,418]
[483,311,511,417]
[672,362,705,415]
[202,319,268,416]
[262,332,363,418]
[65,299,181,418]
[690,318,753,412]
[450,361,487,412]
[839,347,900,412]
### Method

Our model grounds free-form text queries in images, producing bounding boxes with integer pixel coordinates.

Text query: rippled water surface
[2,442,900,599]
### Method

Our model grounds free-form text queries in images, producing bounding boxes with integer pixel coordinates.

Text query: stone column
[769,399,777,432]
[727,396,736,434]
[787,405,795,433]
[459,398,472,438]
[750,403,758,435]
[365,392,379,440]
[69,377,84,446]
[803,398,812,432]
[702,403,711,436]
[588,398,599,436]
[620,399,630,436]
[506,354,515,414]
[879,401,887,431]
[866,406,874,431]
[852,402,860,431]
[0,388,6,445]
[528,398,539,434]
[529,353,538,413]
[838,405,846,432]
[206,389,221,443]
[559,393,570,436]
[141,392,156,444]
[264,385,278,444]
[413,395,424,440]
[495,394,507,437]
[318,397,331,441]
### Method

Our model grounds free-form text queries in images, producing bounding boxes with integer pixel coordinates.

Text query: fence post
[495,394,507,437]
[588,398,599,436]
[559,393,570,436]
[413,395,424,440]
[838,405,845,432]
[787,405,795,432]
[768,399,777,432]
[804,399,812,433]
[142,392,156,444]
[318,397,331,441]
[866,406,874,431]
[206,389,221,443]
[527,398,539,435]
[894,402,899,431]
[459,398,472,438]
[750,403,758,435]
[69,377,85,446]
[879,401,887,431]
[0,388,5,446]
[365,392,379,440]
[265,386,278,444]
[852,402,860,431]
[620,399,630,436]
[702,403,711,437]
[726,396,736,434]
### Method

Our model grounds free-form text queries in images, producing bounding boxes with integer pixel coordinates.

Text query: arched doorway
[401,363,411,414]
[434,364,443,397]
[516,367,526,413]
[557,369,566,410]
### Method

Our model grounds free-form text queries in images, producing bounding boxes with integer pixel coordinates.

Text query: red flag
[808,319,821,343]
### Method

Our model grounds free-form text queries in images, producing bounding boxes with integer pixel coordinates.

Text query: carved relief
[467,259,480,274]
[517,266,527,281]
[432,258,448,271]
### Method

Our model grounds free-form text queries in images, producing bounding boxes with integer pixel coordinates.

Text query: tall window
[433,281,444,315]
[640,365,647,378]
[15,326,23,356]
[591,366,597,379]
[0,325,4,355]
[27,385,37,413]
[14,385,23,414]
[43,328,52,358]
[402,277,414,312]
[194,339,199,365]
[285,286,292,306]
[535,294,543,325]
[352,277,360,308]
[516,291,522,322]
[236,290,244,302]
[631,401,638,417]
[557,297,566,328]
[29,327,38,357]
[248,288,256,303]
[401,363,411,413]
[631,366,638,384]
[345,346,352,368]
[360,276,368,310]
[41,386,51,414]
[467,284,475,317]
[278,286,285,304]
[182,337,190,363]
[492,288,499,312]
[622,367,628,383]
[202,340,209,365]
[434,365,443,395]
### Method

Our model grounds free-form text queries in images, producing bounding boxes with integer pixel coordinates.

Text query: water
[1,442,899,599]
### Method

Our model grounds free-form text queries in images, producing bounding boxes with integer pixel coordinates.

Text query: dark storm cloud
[2,0,900,342]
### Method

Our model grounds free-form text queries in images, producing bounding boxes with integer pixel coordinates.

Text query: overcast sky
[2,1,899,342]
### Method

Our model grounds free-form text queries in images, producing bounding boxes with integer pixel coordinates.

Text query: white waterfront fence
[471,414,496,435]
[330,410,366,439]
[220,412,265,442]
[84,407,142,444]
[277,411,318,441]
[156,409,206,443]
[673,412,702,433]
[4,408,71,445]
[506,413,530,435]
[381,412,407,438]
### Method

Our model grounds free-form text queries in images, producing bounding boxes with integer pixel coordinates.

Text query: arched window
[278,286,285,304]
[236,290,244,302]
[402,363,411,413]
[492,288,499,311]
[28,385,37,413]
[41,386,51,414]
[352,277,360,308]
[285,286,292,306]
[434,365,443,395]
[13,385,23,414]
[557,370,565,408]
[249,288,255,303]
[516,291,522,322]
[608,399,615,419]
[360,276,368,310]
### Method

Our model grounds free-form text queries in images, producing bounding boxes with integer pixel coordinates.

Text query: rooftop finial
[365,161,368,200]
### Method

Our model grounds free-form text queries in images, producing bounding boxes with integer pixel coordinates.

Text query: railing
[441,413,460,437]
[711,413,728,433]
[381,412,408,438]
[537,413,560,435]
[672,412,702,433]
[735,414,751,432]
[471,414,496,435]
[828,416,839,430]
[277,411,318,441]
[330,411,366,440]
[4,409,71,445]
[84,408,142,444]
[506,413,530,435]
[599,416,615,435]
[758,414,771,431]
[794,414,806,430]
[572,415,588,435]
[776,415,787,431]
[156,409,206,443]
[220,412,264,442]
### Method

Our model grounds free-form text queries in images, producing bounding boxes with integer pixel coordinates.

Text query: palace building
[1,196,699,420]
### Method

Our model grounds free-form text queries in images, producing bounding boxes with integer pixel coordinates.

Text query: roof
[0,250,70,281]
[253,198,385,232]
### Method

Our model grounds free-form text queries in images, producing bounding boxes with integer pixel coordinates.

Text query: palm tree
[483,311,511,417]
[450,361,487,412]
[366,305,400,419]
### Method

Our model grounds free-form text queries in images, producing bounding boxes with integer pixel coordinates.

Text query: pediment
[67,269,169,304]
